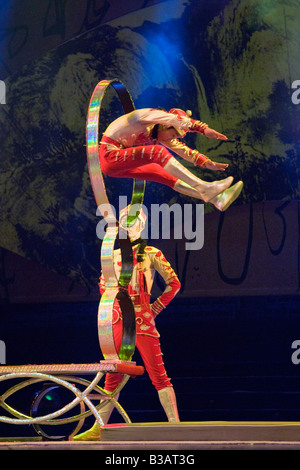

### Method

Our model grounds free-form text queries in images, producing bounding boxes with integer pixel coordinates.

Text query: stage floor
[1,421,300,450]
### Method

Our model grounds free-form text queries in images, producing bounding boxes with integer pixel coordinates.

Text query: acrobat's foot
[195,176,233,202]
[209,180,244,211]
[73,422,101,441]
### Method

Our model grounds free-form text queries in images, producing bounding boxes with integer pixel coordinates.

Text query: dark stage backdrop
[0,0,299,302]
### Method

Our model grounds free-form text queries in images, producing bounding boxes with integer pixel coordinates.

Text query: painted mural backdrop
[0,0,299,300]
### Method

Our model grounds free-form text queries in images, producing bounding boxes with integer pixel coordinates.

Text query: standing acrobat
[74,206,181,440]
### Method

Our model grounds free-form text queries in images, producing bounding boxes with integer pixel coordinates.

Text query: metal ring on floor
[0,372,104,426]
[0,371,132,436]
[30,384,85,440]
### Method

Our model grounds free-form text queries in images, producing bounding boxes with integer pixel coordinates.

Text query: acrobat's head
[119,205,147,242]
[168,108,192,137]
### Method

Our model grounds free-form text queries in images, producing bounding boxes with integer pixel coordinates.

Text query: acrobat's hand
[202,159,229,171]
[204,127,228,140]
[194,153,228,171]
[151,299,165,317]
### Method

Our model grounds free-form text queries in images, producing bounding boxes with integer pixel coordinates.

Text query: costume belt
[100,134,123,150]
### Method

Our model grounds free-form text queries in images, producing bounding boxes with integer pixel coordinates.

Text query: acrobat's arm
[164,139,228,171]
[149,249,181,317]
[189,120,228,140]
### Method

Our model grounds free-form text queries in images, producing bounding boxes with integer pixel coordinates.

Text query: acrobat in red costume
[99,108,243,211]
[74,207,181,441]
[100,206,181,421]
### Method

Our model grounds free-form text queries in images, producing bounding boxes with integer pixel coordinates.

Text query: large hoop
[86,79,145,361]
[86,79,145,224]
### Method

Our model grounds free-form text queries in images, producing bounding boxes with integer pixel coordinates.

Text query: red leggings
[104,321,172,392]
[99,142,178,188]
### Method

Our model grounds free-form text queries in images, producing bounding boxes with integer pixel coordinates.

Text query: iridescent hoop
[86,79,146,361]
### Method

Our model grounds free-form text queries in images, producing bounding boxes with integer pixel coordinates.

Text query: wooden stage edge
[2,421,300,450]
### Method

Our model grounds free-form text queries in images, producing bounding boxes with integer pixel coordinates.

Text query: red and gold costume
[99,107,209,189]
[99,242,181,392]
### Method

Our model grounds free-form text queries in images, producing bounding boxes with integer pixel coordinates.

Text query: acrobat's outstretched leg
[165,157,243,211]
[174,179,244,212]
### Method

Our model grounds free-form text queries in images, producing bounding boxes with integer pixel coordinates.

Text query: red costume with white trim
[99,107,209,188]
[99,242,181,392]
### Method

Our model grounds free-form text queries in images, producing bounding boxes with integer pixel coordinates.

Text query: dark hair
[152,124,159,140]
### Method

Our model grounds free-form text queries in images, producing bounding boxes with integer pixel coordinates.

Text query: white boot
[164,157,233,202]
[174,179,243,212]
[174,180,205,199]
[73,394,119,441]
[209,180,244,211]
[158,387,180,423]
